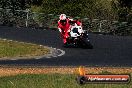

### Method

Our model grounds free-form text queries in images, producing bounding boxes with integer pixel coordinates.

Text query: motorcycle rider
[58,14,82,46]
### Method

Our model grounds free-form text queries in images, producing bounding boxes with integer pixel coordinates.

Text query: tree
[119,0,132,9]
[111,0,132,22]
[31,0,43,5]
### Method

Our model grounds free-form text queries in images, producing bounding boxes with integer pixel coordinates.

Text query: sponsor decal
[76,66,130,84]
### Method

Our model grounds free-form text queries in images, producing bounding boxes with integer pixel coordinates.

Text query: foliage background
[0,0,131,21]
[29,0,132,22]
[0,0,132,35]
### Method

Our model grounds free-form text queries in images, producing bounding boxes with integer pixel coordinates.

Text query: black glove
[69,20,75,24]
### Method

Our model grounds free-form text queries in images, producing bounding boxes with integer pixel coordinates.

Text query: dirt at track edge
[0,66,132,77]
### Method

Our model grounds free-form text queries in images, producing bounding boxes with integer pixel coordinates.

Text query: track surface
[0,26,132,67]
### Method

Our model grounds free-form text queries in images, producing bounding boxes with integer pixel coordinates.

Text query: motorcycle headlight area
[70,26,84,37]
[70,28,79,37]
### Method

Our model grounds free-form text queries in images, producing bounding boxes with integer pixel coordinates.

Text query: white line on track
[56,49,65,57]
[0,38,66,60]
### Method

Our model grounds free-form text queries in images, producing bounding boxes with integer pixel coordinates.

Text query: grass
[0,34,132,88]
[0,73,131,88]
[0,39,50,58]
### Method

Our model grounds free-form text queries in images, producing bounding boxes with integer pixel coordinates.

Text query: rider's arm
[76,20,82,26]
[69,20,82,26]
[58,25,64,34]
[69,20,75,24]
[58,21,62,33]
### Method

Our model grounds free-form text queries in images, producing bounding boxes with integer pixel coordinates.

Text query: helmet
[59,14,66,20]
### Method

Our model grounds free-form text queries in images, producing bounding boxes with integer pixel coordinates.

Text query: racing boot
[63,42,68,47]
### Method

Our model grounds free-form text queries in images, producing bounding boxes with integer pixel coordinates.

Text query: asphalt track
[0,26,132,67]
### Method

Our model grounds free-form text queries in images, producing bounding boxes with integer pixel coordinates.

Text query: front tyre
[85,41,93,49]
[80,36,93,49]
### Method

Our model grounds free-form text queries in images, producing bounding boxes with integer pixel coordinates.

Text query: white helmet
[59,14,66,20]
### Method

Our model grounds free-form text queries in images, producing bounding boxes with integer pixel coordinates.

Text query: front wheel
[80,37,93,49]
[86,41,93,49]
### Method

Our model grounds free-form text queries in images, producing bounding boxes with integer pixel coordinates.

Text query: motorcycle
[65,23,93,49]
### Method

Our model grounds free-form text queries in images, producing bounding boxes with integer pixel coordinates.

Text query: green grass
[0,39,50,58]
[0,74,131,88]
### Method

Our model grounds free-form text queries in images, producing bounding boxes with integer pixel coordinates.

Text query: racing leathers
[58,18,82,44]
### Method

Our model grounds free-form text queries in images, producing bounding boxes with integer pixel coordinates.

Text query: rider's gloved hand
[58,28,62,33]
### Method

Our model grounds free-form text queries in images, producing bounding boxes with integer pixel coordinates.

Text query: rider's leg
[63,38,67,44]
[63,36,68,47]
